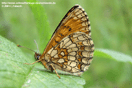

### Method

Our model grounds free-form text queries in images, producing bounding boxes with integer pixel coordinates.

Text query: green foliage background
[0,0,132,88]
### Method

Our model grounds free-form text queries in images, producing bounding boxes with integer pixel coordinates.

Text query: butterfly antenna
[34,40,40,53]
[17,44,36,53]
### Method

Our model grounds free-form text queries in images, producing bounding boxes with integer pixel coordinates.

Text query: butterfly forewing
[40,5,94,76]
[42,5,91,55]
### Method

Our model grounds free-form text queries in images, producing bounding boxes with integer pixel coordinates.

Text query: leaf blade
[0,35,85,88]
[95,49,132,63]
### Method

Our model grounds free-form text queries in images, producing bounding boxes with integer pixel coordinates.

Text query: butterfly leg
[25,59,41,65]
[50,64,60,79]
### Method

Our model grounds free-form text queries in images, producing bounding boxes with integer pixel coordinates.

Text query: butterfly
[18,5,94,78]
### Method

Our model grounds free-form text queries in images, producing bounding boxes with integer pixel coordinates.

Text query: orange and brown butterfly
[18,5,94,78]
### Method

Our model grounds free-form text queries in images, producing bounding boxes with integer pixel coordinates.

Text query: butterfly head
[34,52,41,61]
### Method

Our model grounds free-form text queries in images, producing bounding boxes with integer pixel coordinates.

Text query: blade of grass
[26,0,51,53]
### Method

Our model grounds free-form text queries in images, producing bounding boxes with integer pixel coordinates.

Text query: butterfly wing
[42,5,91,55]
[40,5,94,75]
[46,32,94,75]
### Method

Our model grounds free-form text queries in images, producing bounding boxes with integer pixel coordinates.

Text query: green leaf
[95,49,132,63]
[0,35,85,88]
[0,35,33,88]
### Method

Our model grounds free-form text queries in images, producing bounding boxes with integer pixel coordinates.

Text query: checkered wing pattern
[40,5,94,75]
[46,32,94,75]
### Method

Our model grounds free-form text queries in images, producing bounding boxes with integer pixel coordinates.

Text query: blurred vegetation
[0,0,132,88]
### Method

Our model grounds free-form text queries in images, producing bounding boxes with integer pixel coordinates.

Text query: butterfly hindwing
[45,32,94,75]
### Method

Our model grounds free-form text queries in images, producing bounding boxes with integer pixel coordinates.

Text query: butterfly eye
[36,56,40,60]
[34,53,41,61]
